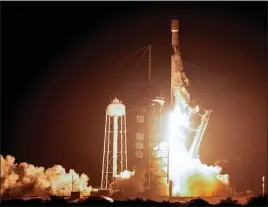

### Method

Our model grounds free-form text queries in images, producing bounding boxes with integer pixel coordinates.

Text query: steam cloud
[1,155,92,198]
[174,159,230,197]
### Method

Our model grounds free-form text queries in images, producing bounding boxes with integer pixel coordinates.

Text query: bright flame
[166,86,230,197]
[0,155,92,198]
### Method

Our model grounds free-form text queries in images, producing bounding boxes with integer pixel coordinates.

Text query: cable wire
[185,62,249,101]
[130,46,149,78]
[122,45,150,62]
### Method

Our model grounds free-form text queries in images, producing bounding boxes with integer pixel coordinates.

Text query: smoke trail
[0,155,92,198]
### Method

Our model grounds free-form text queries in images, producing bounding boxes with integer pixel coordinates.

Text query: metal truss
[135,106,147,161]
[101,112,127,189]
[149,97,169,194]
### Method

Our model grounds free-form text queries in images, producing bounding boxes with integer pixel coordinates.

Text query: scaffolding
[149,96,169,195]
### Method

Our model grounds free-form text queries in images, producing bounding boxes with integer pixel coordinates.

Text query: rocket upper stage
[171,20,179,47]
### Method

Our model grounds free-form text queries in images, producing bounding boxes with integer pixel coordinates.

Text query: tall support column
[120,116,123,172]
[101,99,128,189]
[148,45,152,81]
[124,114,127,170]
[113,116,118,177]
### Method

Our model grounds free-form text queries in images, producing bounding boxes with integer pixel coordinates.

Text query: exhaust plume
[0,155,92,198]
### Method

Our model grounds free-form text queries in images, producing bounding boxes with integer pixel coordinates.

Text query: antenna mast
[148,45,152,81]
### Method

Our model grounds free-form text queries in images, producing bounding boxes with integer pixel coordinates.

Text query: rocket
[170,20,212,160]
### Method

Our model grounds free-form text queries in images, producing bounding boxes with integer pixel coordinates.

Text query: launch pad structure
[101,20,212,197]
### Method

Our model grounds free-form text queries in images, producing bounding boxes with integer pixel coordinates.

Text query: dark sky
[1,2,267,194]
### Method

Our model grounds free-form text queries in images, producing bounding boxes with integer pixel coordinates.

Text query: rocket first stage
[170,20,190,112]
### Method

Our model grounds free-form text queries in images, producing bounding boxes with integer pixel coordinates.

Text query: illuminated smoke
[168,145,230,196]
[0,155,92,198]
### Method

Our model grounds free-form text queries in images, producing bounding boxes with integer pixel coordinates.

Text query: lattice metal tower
[149,96,168,195]
[101,98,127,189]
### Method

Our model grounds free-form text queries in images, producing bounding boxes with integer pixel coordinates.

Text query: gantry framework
[149,97,169,193]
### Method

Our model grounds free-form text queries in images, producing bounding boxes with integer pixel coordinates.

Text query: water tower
[101,98,127,189]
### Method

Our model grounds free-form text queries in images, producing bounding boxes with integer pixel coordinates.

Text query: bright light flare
[166,86,230,197]
[117,170,135,179]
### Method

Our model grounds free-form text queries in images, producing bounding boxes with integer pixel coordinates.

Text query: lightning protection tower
[101,98,127,189]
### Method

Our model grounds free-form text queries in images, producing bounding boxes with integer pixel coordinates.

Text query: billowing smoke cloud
[175,159,230,197]
[1,155,92,198]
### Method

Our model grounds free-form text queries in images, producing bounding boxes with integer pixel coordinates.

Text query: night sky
[1,2,267,194]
